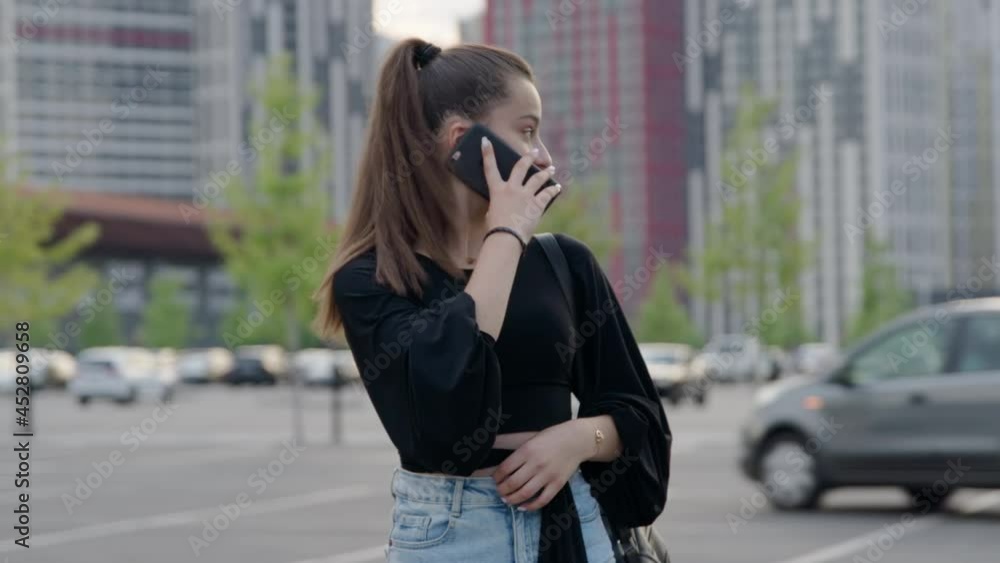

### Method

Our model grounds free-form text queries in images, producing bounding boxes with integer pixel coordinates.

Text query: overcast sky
[374,0,486,46]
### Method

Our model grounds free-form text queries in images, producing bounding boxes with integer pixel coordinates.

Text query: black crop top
[332,234,671,561]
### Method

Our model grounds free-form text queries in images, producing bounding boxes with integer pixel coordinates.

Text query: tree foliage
[686,84,812,347]
[845,233,913,345]
[207,54,335,352]
[538,173,619,266]
[76,293,124,349]
[0,147,100,347]
[634,265,703,347]
[141,274,191,348]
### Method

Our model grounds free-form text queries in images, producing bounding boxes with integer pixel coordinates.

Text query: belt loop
[450,478,465,518]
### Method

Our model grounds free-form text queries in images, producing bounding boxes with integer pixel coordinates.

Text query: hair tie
[414,43,441,69]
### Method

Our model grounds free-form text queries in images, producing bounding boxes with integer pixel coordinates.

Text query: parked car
[766,346,792,381]
[334,350,361,384]
[177,348,235,383]
[739,298,1000,510]
[293,348,340,386]
[225,345,288,385]
[792,342,840,376]
[639,343,703,405]
[68,347,176,405]
[0,350,48,392]
[692,335,771,383]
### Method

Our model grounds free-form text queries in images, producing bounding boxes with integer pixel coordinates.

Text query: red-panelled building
[484,0,687,309]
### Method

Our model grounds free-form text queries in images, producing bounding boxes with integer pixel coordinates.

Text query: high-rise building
[484,0,687,300]
[948,1,998,286]
[994,1,1000,266]
[194,0,374,220]
[459,11,484,44]
[0,0,194,197]
[686,0,956,345]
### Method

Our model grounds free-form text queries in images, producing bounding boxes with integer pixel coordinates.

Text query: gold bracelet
[591,423,604,458]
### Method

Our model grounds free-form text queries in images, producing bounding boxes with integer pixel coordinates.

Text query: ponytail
[313,38,534,339]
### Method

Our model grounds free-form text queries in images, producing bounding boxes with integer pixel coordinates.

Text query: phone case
[447,123,559,210]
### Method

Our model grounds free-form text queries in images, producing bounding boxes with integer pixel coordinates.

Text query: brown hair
[313,38,534,338]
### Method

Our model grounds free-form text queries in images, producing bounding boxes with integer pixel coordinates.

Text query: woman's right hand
[481,137,562,241]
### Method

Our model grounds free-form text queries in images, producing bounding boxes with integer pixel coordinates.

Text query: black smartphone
[447,123,560,210]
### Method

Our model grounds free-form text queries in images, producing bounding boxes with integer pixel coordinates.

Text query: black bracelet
[483,226,527,253]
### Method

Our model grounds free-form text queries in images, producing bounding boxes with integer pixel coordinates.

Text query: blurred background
[1,0,999,562]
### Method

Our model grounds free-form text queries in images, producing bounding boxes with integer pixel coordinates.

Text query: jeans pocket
[389,500,453,550]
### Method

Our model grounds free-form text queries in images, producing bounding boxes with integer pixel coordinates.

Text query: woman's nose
[533,146,553,169]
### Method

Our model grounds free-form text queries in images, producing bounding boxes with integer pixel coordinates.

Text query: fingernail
[555,184,562,191]
[501,497,509,505]
[547,166,556,173]
[482,137,491,148]
[517,507,527,512]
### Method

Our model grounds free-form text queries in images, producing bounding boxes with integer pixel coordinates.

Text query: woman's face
[442,76,553,173]
[481,77,553,171]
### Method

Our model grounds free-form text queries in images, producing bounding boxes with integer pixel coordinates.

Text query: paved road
[1,383,997,562]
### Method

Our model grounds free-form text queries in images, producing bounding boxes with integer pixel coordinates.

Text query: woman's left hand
[492,419,592,511]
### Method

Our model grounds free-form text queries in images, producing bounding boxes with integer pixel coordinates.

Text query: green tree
[538,173,619,265]
[220,298,325,348]
[634,265,703,347]
[141,274,191,348]
[0,152,100,346]
[77,296,124,348]
[686,84,812,346]
[845,233,913,344]
[207,53,334,352]
[206,54,335,443]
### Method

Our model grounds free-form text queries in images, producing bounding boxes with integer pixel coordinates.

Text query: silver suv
[739,298,1000,510]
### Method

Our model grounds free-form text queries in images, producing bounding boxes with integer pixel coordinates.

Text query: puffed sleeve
[559,235,672,527]
[332,255,502,476]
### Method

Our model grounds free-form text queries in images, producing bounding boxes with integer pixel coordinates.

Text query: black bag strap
[535,233,575,322]
[535,232,586,399]
[537,233,671,563]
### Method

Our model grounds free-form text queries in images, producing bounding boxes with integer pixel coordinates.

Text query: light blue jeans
[385,467,616,563]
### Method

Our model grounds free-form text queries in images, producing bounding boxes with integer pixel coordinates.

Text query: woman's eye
[524,128,535,138]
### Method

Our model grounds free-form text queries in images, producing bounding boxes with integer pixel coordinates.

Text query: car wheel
[693,390,707,407]
[907,487,952,512]
[115,389,137,405]
[78,396,91,406]
[757,433,823,510]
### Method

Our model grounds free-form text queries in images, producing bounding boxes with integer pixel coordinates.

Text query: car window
[643,353,681,364]
[956,315,1000,373]
[848,318,954,385]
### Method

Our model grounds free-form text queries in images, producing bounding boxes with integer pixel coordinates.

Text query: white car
[639,343,702,404]
[292,348,339,385]
[177,348,235,383]
[0,350,48,393]
[69,347,176,405]
[792,342,839,375]
[694,335,771,383]
[293,348,361,387]
[333,350,361,384]
[21,348,78,387]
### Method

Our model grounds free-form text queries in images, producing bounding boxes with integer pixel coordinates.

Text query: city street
[2,384,998,563]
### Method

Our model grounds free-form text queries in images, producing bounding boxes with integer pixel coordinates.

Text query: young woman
[314,38,671,563]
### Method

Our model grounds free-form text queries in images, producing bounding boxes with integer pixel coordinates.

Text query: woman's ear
[440,115,473,152]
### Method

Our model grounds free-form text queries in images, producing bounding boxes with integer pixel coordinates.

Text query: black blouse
[332,234,671,562]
